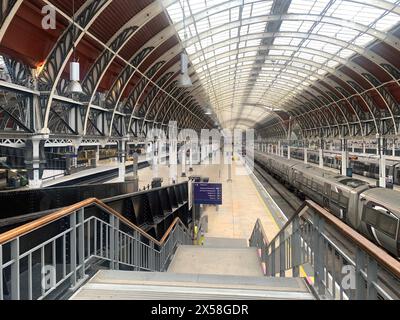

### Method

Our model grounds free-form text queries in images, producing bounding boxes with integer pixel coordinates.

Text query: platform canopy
[0,0,399,140]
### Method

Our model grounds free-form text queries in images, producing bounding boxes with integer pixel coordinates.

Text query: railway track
[253,161,302,218]
[253,158,400,299]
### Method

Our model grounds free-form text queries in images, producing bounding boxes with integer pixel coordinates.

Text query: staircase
[3,197,400,300]
[70,238,314,300]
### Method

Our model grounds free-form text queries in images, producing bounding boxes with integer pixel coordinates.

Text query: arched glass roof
[164,0,400,129]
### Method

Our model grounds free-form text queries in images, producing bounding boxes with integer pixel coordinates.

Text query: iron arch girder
[175,100,206,129]
[296,90,340,128]
[38,0,113,130]
[154,86,185,123]
[324,73,394,132]
[143,74,181,122]
[157,87,190,123]
[137,72,175,132]
[129,59,207,129]
[141,65,185,121]
[302,79,366,133]
[137,71,175,119]
[290,95,333,133]
[318,80,375,135]
[105,26,179,133]
[105,46,154,108]
[81,0,165,100]
[160,90,193,124]
[124,43,187,128]
[168,97,197,125]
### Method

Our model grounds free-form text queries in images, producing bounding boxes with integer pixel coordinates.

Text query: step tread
[167,246,264,277]
[202,237,248,248]
[70,271,314,300]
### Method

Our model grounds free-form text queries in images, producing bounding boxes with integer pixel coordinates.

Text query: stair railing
[249,200,400,300]
[0,197,192,300]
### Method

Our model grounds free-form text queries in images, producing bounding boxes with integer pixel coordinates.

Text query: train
[288,149,400,185]
[255,151,400,257]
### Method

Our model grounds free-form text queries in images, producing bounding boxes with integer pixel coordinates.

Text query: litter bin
[346,168,353,177]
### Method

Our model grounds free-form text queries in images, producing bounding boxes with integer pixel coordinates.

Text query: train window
[363,205,399,239]
[331,191,340,202]
[339,194,349,207]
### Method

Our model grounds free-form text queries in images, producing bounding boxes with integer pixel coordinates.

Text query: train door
[323,183,331,209]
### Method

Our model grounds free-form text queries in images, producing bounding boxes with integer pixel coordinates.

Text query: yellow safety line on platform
[248,167,311,281]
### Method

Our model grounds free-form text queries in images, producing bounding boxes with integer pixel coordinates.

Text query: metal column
[341,139,349,177]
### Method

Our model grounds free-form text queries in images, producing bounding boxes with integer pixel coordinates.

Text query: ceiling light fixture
[178,0,192,88]
[67,0,83,96]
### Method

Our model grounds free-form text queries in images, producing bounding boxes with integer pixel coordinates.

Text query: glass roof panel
[165,0,400,128]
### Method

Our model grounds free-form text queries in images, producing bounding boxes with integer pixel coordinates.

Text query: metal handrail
[0,197,192,300]
[262,200,400,279]
[0,197,190,247]
[249,200,400,300]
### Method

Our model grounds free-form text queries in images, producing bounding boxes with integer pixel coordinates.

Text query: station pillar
[393,138,396,157]
[152,139,159,179]
[189,144,194,172]
[378,135,386,188]
[319,139,324,169]
[117,139,127,182]
[25,134,48,189]
[278,140,281,157]
[287,144,291,160]
[304,146,308,164]
[362,141,366,154]
[72,145,79,168]
[95,145,100,166]
[181,146,187,177]
[341,139,349,177]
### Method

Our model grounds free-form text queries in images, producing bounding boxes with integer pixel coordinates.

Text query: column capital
[29,133,49,142]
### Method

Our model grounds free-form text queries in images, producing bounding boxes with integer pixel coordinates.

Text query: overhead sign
[193,183,222,205]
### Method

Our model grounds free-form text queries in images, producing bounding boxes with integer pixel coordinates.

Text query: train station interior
[0,0,400,302]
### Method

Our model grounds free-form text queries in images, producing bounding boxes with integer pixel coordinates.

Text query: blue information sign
[193,183,222,205]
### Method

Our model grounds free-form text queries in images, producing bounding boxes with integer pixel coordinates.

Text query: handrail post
[355,248,366,300]
[70,211,77,288]
[292,216,301,277]
[133,230,139,271]
[279,232,285,277]
[78,208,85,279]
[10,238,19,300]
[0,244,3,300]
[313,213,325,297]
[367,257,378,300]
[270,242,275,276]
[114,218,120,270]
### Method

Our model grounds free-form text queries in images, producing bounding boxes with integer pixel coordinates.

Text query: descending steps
[70,271,314,300]
[70,237,315,300]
